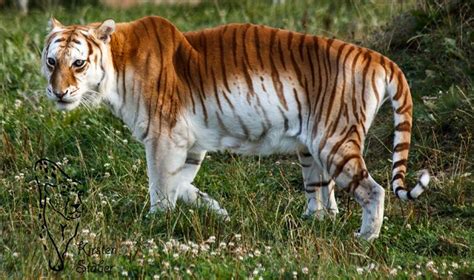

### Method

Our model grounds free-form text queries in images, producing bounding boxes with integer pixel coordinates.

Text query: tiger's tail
[387,64,430,200]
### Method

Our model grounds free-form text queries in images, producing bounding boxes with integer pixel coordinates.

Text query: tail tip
[418,169,430,188]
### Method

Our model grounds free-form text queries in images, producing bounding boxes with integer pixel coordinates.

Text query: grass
[0,0,473,278]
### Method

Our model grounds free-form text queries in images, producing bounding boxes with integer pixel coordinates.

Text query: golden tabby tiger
[41,16,430,241]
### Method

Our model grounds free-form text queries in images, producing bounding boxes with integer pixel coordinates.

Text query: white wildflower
[14,99,22,109]
[366,263,376,271]
[179,244,190,252]
[302,267,309,274]
[426,261,435,270]
[206,236,216,243]
[200,244,210,252]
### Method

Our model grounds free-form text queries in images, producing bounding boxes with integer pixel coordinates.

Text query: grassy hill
[0,0,472,278]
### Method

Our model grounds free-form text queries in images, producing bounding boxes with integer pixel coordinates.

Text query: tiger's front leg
[144,139,228,218]
[144,137,188,212]
[175,151,229,218]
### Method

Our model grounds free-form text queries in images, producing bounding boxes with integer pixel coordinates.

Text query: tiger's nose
[53,89,69,99]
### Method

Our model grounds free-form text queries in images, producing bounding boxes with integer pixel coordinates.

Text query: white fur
[419,170,430,187]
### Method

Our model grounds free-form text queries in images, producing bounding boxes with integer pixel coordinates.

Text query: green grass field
[0,0,472,278]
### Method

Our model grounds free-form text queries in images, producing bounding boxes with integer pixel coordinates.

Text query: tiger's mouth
[56,99,80,111]
[58,99,74,104]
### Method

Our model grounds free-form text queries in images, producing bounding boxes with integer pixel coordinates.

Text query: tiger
[41,16,430,241]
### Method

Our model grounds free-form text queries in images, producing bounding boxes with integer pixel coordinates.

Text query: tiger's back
[180,23,393,158]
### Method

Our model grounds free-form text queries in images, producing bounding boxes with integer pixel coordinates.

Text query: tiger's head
[41,18,116,111]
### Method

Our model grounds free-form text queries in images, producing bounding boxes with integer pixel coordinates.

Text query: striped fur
[41,16,430,240]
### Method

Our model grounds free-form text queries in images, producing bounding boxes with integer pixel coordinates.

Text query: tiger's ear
[48,17,63,31]
[95,19,115,44]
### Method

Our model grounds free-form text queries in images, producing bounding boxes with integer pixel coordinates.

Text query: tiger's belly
[186,75,308,155]
[191,125,305,155]
[218,132,304,155]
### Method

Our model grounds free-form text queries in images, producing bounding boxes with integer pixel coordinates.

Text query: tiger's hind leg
[321,180,339,218]
[328,144,385,241]
[297,150,338,220]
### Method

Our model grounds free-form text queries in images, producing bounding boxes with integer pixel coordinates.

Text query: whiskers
[79,89,103,112]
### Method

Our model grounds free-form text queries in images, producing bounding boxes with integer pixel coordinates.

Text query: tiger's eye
[47,58,56,66]
[73,60,85,67]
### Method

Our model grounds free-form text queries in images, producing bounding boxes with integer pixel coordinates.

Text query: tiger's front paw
[216,208,230,222]
[146,201,173,218]
[302,208,325,221]
[326,208,339,220]
[354,229,379,241]
[197,191,229,221]
[302,198,326,220]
